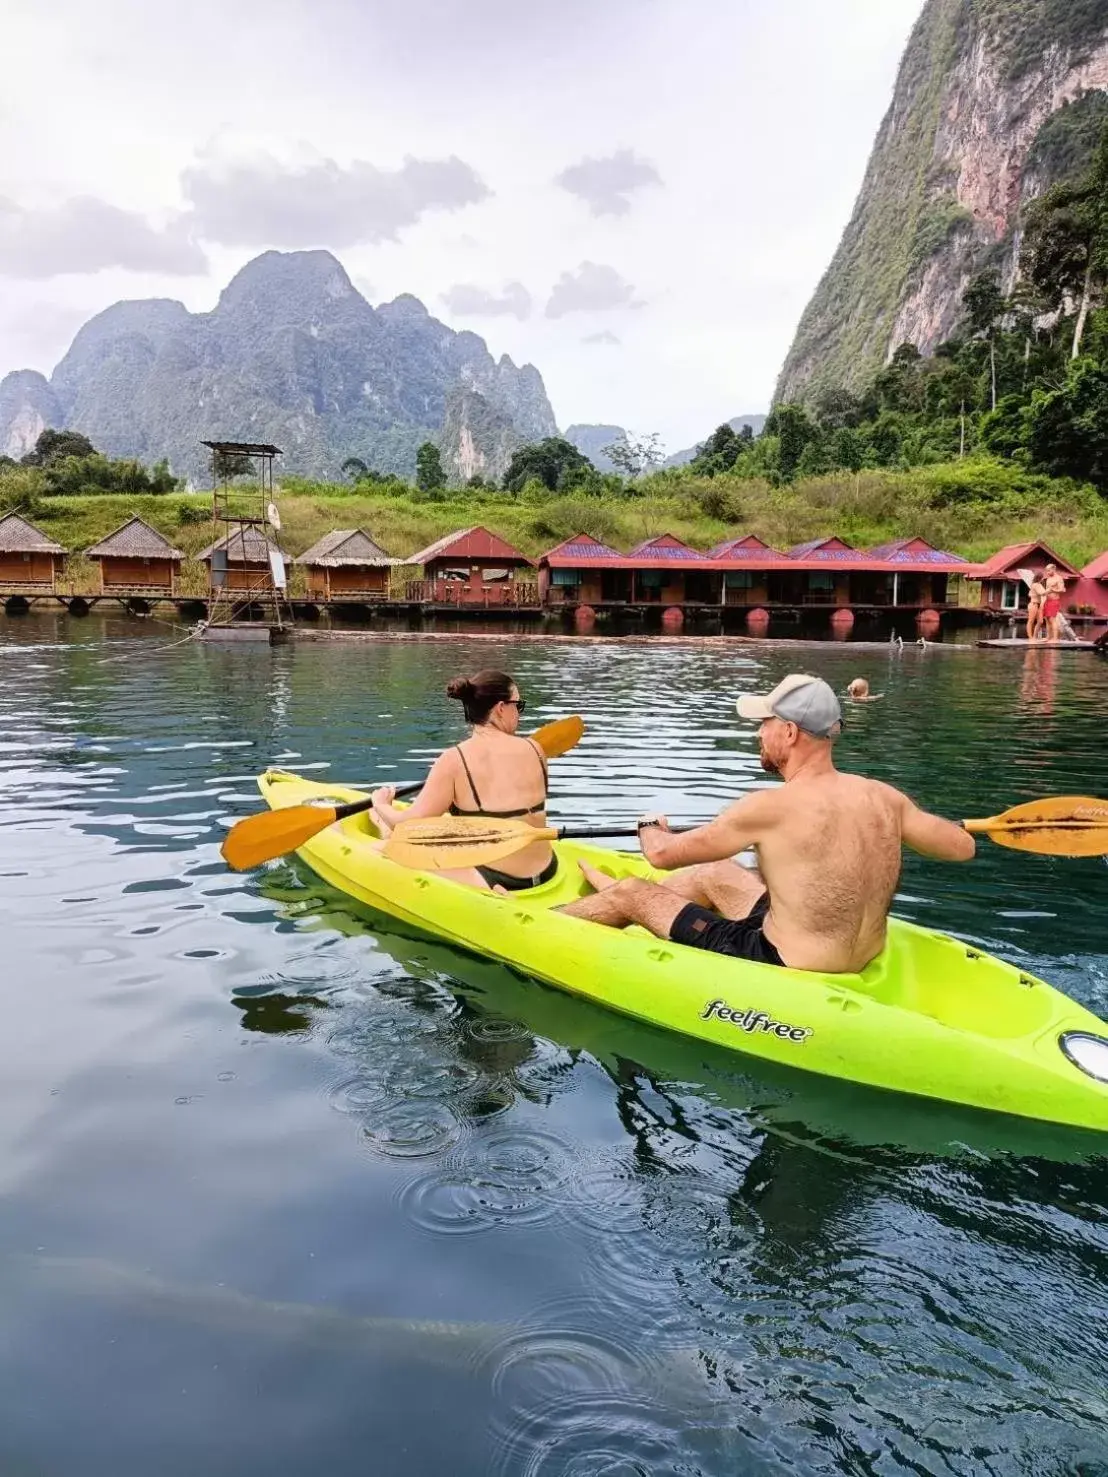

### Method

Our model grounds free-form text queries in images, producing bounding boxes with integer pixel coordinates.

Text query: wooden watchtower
[198,440,293,642]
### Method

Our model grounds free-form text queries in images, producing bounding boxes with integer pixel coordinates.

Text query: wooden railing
[404,581,541,608]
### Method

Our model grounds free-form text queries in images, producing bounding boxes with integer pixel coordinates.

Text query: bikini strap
[454,744,483,811]
[527,737,549,800]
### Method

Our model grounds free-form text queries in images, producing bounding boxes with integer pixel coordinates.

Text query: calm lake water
[2,611,1107,1476]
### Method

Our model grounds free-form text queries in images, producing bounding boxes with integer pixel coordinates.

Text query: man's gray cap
[736,674,843,737]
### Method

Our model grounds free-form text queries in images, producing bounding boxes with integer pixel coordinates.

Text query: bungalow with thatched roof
[294,529,398,602]
[84,516,184,597]
[196,527,283,593]
[0,511,67,594]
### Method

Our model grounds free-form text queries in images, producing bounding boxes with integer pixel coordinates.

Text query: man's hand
[637,813,671,864]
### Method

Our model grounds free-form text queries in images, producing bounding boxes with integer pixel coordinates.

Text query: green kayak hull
[258,770,1108,1133]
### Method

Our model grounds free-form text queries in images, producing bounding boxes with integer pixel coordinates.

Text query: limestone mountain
[563,424,629,473]
[0,250,558,484]
[440,388,524,484]
[0,370,64,461]
[776,0,1108,403]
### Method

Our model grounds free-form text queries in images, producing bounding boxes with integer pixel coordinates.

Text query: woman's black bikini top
[448,739,548,819]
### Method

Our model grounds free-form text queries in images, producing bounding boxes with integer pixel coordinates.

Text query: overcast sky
[1,0,921,452]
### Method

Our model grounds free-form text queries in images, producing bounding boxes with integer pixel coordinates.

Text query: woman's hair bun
[446,676,474,701]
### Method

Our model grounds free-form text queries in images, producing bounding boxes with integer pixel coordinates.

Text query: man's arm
[897,791,976,861]
[637,789,778,870]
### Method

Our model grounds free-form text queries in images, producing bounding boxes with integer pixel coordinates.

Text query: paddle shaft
[331,778,421,825]
[545,810,1107,843]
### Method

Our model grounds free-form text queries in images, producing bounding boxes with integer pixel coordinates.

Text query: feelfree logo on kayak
[700,999,813,1043]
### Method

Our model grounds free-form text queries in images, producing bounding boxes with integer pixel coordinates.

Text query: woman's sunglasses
[504,698,527,714]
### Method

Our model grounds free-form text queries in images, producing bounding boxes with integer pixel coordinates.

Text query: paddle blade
[965,796,1108,857]
[384,815,557,871]
[533,714,584,759]
[221,803,339,871]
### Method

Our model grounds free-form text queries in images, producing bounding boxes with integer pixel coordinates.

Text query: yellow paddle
[383,794,1108,870]
[221,715,584,872]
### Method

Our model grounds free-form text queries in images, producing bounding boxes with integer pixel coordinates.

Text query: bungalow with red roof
[0,511,67,596]
[537,532,720,607]
[294,529,399,602]
[1070,550,1108,620]
[536,533,626,606]
[625,534,720,605]
[709,535,785,608]
[778,537,859,607]
[857,538,968,609]
[405,525,538,607]
[85,516,184,598]
[962,541,1080,614]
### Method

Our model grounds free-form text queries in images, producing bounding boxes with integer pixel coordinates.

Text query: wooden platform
[197,624,293,645]
[976,638,1098,650]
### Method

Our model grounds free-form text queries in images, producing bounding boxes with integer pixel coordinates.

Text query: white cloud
[440,281,532,319]
[0,196,205,279]
[546,262,642,318]
[582,330,621,346]
[181,151,491,248]
[555,149,662,216]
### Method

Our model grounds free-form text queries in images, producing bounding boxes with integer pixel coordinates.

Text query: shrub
[177,502,211,526]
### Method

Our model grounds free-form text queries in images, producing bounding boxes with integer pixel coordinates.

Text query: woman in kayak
[370,669,557,892]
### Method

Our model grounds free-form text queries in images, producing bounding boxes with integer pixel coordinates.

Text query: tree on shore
[415,442,447,496]
[502,437,593,494]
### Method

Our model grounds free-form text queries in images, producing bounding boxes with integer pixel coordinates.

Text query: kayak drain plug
[1059,1032,1108,1083]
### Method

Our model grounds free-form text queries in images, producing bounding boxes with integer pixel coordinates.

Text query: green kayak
[259,769,1108,1133]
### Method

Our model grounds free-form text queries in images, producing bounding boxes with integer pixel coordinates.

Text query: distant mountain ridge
[664,415,766,467]
[0,250,558,483]
[563,423,628,473]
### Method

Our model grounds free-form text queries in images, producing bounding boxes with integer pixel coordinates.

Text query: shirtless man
[561,674,975,974]
[1042,564,1067,642]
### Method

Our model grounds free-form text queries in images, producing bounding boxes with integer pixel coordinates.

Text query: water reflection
[2,613,1108,1475]
[1018,645,1061,712]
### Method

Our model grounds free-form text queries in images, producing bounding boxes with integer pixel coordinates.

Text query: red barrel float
[662,606,684,633]
[573,605,596,633]
[745,607,770,635]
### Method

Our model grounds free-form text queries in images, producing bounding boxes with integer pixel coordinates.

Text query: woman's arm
[372,751,457,831]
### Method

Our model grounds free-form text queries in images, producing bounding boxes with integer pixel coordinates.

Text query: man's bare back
[561,674,974,974]
[738,771,903,970]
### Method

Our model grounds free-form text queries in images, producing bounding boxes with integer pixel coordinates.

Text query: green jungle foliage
[973,0,1108,81]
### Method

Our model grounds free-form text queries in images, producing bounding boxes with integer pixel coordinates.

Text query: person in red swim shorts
[1041,563,1067,641]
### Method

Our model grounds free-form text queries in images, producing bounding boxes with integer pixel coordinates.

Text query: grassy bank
[4,460,1107,597]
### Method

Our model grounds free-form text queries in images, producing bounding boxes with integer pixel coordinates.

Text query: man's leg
[658,859,766,920]
[559,863,690,938]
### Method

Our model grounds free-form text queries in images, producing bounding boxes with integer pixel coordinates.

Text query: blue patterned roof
[629,537,704,560]
[557,538,621,559]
